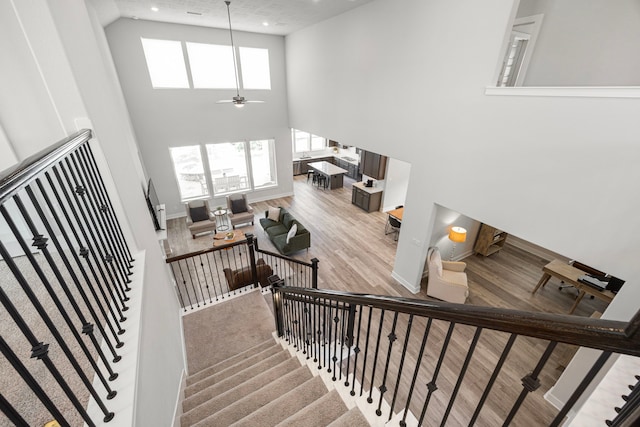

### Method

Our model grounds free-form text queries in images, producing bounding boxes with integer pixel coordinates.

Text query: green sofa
[259,207,311,255]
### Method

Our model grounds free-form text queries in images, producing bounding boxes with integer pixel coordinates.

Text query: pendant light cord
[225,1,241,98]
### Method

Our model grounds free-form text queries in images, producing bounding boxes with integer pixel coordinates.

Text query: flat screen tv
[145,178,163,230]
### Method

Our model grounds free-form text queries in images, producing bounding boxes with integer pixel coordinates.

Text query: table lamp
[448,226,467,260]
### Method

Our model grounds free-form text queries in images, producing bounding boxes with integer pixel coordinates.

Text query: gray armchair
[226,193,254,229]
[185,200,216,239]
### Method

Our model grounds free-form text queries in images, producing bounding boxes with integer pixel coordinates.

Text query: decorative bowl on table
[224,232,235,240]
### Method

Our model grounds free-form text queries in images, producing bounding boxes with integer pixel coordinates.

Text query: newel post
[245,233,259,288]
[311,258,319,289]
[269,276,285,337]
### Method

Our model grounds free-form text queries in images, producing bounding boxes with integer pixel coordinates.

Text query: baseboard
[171,370,187,427]
[391,270,420,293]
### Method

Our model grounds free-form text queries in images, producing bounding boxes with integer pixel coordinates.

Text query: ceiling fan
[217,0,264,108]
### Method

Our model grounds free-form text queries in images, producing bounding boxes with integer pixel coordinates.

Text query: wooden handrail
[0,129,92,205]
[274,285,640,356]
[164,238,247,263]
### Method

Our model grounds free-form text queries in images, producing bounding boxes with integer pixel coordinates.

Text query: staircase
[180,338,369,426]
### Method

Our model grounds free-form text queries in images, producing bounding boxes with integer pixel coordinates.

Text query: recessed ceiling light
[262,21,269,26]
[151,7,159,12]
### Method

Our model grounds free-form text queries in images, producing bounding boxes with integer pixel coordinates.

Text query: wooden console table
[532,259,615,314]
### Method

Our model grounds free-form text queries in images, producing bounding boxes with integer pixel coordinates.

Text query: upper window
[239,47,271,90]
[186,42,236,89]
[140,38,189,88]
[169,145,209,200]
[292,129,327,153]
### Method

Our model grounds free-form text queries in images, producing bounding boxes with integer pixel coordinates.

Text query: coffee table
[213,230,246,247]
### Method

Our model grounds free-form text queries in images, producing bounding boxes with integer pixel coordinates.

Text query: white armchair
[185,200,216,239]
[426,247,469,304]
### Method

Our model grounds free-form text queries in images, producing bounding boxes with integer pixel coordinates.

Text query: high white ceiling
[105,0,373,35]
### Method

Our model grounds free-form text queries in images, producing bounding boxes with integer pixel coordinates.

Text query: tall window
[141,38,189,88]
[186,42,236,89]
[169,146,209,200]
[250,140,277,189]
[170,139,277,201]
[206,142,250,194]
[239,47,271,90]
[292,129,327,153]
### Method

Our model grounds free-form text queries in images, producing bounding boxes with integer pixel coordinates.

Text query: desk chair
[560,260,604,298]
[385,205,403,241]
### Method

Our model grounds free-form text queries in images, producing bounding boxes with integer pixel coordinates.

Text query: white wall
[285,0,640,408]
[0,1,186,425]
[516,0,640,86]
[104,19,293,217]
[381,158,410,212]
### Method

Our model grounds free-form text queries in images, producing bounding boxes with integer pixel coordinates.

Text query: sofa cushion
[259,217,280,230]
[190,206,209,222]
[286,223,298,244]
[282,212,295,229]
[267,206,281,221]
[293,221,307,235]
[230,195,247,213]
[266,224,288,238]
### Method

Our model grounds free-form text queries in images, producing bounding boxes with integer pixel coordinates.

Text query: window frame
[292,129,327,154]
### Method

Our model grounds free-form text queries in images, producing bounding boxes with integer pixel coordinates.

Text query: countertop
[353,181,383,194]
[293,152,359,166]
[308,161,348,176]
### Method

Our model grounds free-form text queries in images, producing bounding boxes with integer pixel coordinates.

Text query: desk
[532,259,615,314]
[386,207,404,222]
[308,161,348,189]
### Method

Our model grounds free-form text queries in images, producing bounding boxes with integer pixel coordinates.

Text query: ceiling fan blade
[216,100,234,104]
[245,100,265,104]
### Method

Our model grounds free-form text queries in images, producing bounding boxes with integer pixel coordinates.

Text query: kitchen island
[308,161,348,189]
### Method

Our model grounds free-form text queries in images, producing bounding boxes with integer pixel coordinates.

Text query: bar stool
[316,174,327,189]
[306,170,315,183]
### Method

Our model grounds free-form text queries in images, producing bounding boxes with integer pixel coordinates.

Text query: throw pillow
[286,223,298,244]
[231,197,247,213]
[430,248,443,276]
[267,206,281,221]
[190,206,209,222]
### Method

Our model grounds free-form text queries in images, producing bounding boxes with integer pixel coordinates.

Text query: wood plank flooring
[167,175,609,425]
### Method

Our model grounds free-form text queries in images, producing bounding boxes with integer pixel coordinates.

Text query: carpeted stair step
[229,375,329,427]
[183,349,290,409]
[327,407,370,427]
[186,342,281,388]
[275,389,348,427]
[192,365,314,427]
[180,356,302,426]
[186,338,277,386]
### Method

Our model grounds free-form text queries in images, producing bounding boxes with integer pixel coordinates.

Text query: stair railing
[0,130,135,426]
[165,234,318,312]
[270,282,640,426]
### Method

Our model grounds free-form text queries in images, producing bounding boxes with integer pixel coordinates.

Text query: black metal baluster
[322,297,328,369]
[367,309,386,404]
[177,262,194,310]
[51,167,128,322]
[84,143,134,263]
[317,297,322,368]
[401,317,434,427]
[0,242,111,424]
[388,314,414,421]
[339,305,347,381]
[468,333,517,426]
[440,327,483,426]
[70,153,130,289]
[331,304,340,380]
[326,301,334,373]
[304,300,311,359]
[0,391,29,427]
[190,256,206,306]
[376,311,399,416]
[0,336,71,427]
[550,351,612,427]
[419,322,456,425]
[22,187,120,385]
[56,164,129,310]
[39,175,125,353]
[349,305,364,394]
[213,251,227,298]
[196,254,212,304]
[185,258,201,308]
[79,145,133,269]
[169,262,188,312]
[608,374,640,426]
[360,306,374,397]
[503,341,558,426]
[201,254,214,303]
[204,253,220,301]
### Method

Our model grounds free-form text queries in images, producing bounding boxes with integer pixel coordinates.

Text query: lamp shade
[449,226,467,243]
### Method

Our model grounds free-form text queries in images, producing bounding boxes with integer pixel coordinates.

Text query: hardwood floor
[167,175,609,425]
